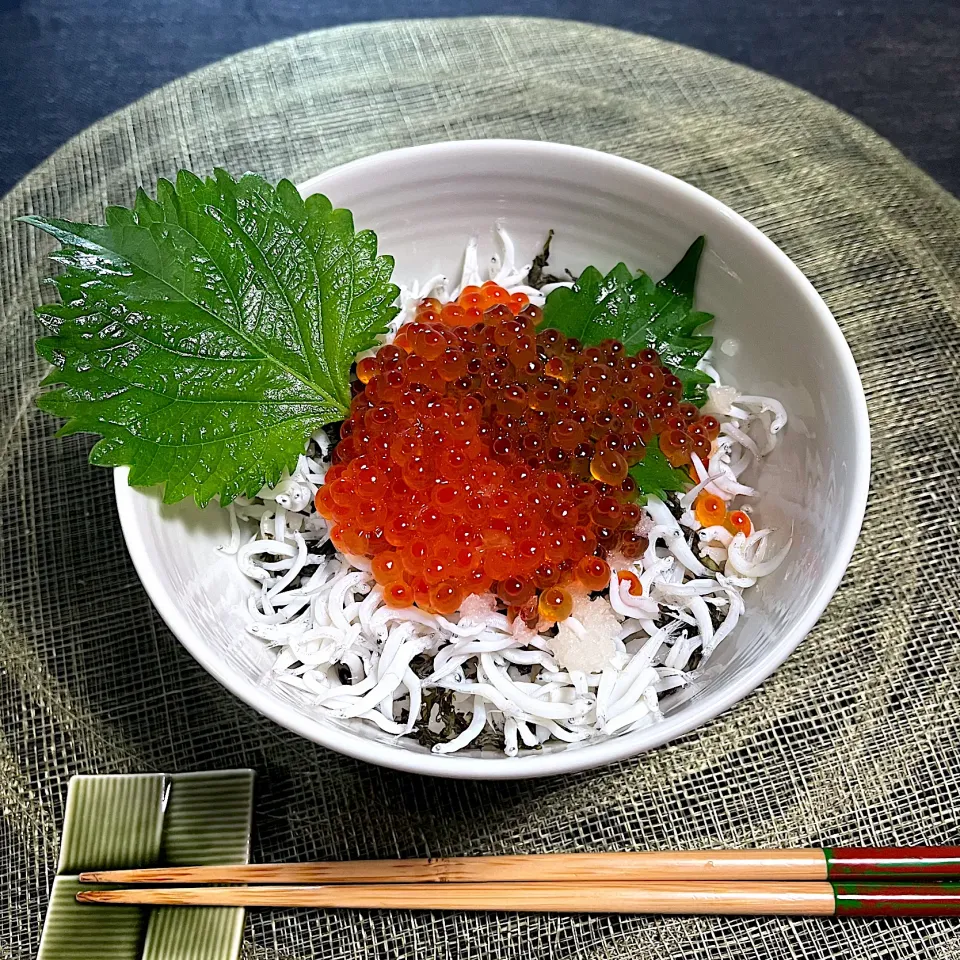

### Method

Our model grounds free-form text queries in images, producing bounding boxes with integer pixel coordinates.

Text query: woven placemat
[2,16,959,959]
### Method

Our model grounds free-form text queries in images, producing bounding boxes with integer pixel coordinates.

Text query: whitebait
[227,228,790,756]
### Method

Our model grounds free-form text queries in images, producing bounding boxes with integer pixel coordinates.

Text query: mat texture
[2,16,960,959]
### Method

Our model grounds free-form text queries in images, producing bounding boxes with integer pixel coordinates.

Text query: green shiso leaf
[22,169,399,506]
[539,236,714,403]
[628,435,692,503]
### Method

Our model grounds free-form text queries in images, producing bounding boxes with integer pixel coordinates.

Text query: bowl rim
[113,139,871,779]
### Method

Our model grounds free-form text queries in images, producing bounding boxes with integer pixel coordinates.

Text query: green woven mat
[2,16,960,959]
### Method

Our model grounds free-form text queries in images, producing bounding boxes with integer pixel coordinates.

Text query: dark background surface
[0,0,957,198]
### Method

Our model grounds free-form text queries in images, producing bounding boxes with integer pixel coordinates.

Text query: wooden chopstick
[76,880,836,913]
[74,880,960,917]
[79,851,826,885]
[78,846,960,886]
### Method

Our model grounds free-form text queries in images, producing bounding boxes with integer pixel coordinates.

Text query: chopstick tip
[76,890,106,903]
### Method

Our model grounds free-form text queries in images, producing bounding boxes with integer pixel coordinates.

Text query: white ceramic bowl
[114,140,869,779]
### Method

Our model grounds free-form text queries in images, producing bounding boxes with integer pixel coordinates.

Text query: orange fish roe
[617,570,644,597]
[694,492,727,528]
[316,285,717,616]
[725,510,752,536]
[538,586,573,621]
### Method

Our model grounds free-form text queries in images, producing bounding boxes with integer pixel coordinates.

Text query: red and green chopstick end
[832,881,960,917]
[826,846,960,880]
[824,847,960,916]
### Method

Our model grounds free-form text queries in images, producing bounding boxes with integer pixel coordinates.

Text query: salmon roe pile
[315,281,719,620]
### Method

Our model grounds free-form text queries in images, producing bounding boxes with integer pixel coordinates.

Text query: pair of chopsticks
[77,848,960,916]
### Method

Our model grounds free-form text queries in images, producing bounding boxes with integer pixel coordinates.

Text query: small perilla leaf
[538,237,714,404]
[628,435,692,503]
